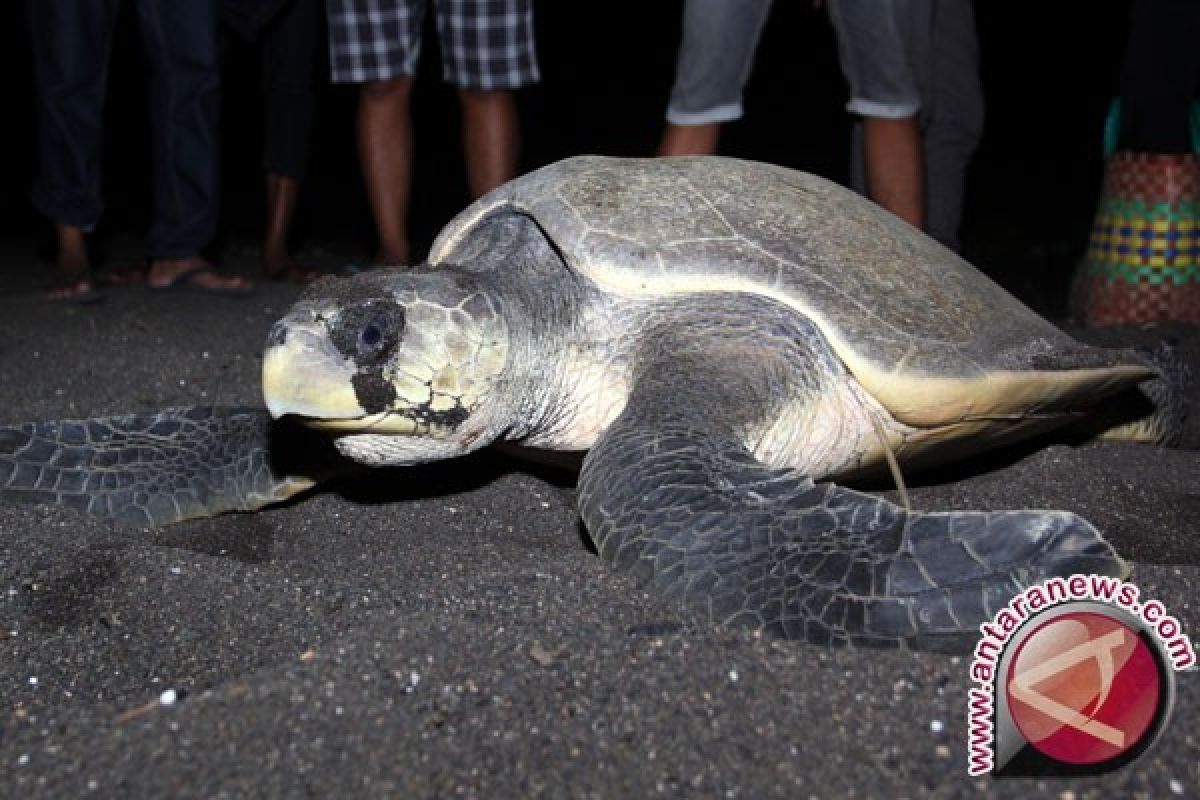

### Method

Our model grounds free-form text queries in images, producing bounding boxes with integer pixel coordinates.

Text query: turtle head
[262,268,511,466]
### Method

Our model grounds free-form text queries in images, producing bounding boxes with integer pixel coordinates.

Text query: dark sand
[1,245,1197,798]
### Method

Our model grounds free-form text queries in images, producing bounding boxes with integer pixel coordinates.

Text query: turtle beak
[262,317,366,422]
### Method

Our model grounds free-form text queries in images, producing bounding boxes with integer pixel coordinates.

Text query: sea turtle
[0,156,1179,649]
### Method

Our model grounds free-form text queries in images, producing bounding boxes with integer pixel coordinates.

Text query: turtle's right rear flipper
[1074,339,1191,447]
[0,407,341,527]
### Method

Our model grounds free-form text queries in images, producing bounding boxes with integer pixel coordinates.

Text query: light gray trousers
[833,0,985,252]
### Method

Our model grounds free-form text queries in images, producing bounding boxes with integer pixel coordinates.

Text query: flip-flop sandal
[149,265,255,297]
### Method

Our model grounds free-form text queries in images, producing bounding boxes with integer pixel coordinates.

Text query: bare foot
[264,263,325,284]
[47,273,101,303]
[373,244,410,267]
[147,256,254,292]
[46,224,102,303]
[263,246,323,284]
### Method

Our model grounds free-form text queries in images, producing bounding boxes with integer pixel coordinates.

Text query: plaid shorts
[327,0,540,90]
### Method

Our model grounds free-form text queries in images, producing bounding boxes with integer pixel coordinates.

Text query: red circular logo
[1005,611,1164,765]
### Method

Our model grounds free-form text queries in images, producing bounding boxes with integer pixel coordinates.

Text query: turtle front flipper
[580,413,1126,650]
[576,317,1128,650]
[0,407,340,527]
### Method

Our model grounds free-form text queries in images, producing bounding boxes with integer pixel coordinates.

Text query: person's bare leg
[458,88,519,199]
[862,115,926,230]
[359,77,414,265]
[262,172,320,281]
[657,122,721,156]
[47,223,97,301]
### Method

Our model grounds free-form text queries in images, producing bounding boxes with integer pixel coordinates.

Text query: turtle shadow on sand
[152,421,585,564]
[152,512,279,565]
[319,446,579,509]
[876,440,1200,568]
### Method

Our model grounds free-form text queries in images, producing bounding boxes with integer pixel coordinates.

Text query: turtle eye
[331,301,405,365]
[358,315,387,358]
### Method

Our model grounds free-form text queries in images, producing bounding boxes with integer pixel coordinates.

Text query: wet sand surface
[0,246,1197,798]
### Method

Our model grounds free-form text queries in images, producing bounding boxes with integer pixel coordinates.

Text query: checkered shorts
[327,0,540,89]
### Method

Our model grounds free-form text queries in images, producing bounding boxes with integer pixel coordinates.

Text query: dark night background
[0,2,1133,317]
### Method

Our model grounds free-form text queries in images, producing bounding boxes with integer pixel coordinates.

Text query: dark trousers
[27,0,222,259]
[259,0,320,179]
[1119,0,1200,153]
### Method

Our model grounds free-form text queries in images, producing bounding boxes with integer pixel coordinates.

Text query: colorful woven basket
[1071,151,1200,326]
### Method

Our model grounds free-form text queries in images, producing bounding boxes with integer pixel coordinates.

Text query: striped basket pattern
[1071,152,1200,326]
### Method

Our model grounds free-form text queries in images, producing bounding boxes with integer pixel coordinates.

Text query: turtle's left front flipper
[580,414,1126,651]
[0,407,342,527]
[577,339,1127,652]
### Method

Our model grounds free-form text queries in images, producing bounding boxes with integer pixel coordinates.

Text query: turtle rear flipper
[0,407,336,527]
[578,358,1127,652]
[1082,340,1191,447]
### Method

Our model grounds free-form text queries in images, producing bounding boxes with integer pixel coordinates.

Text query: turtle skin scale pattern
[0,408,316,527]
